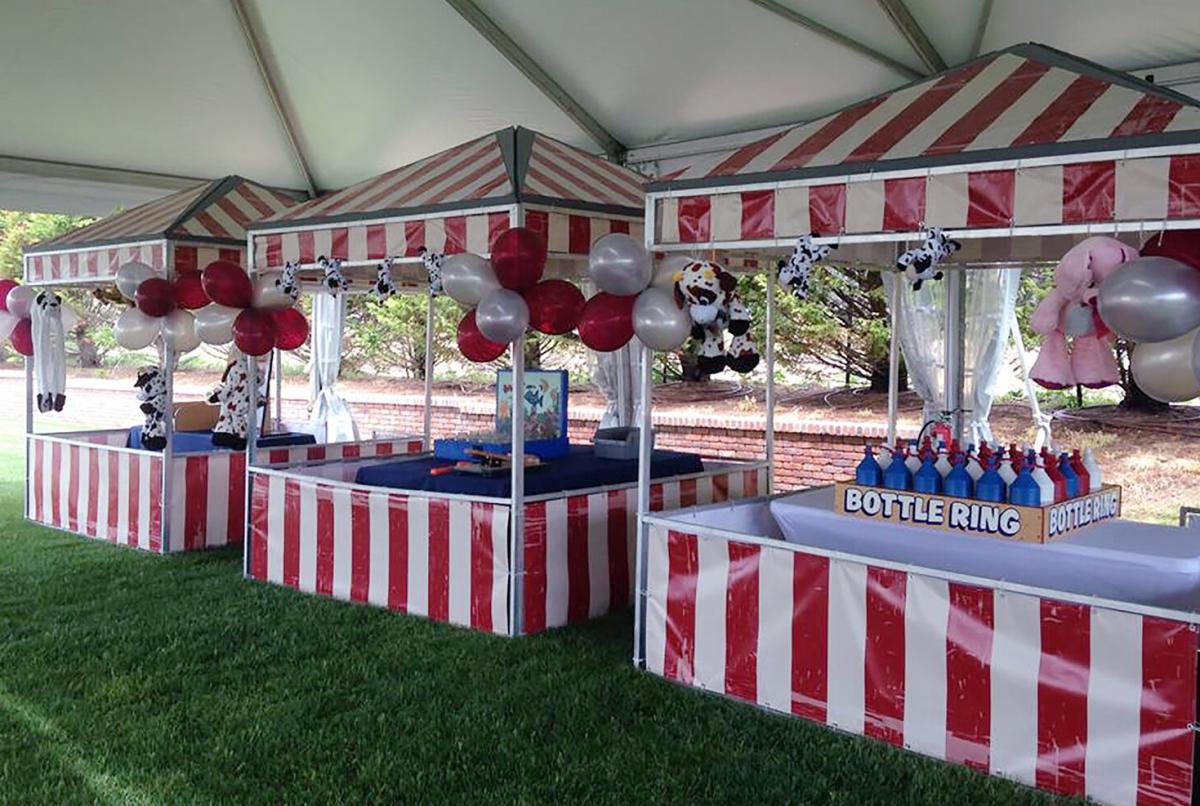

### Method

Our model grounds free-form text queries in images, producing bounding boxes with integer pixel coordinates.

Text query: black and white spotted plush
[275,261,301,303]
[134,365,168,451]
[32,290,66,412]
[418,247,445,296]
[725,332,760,374]
[372,257,397,301]
[207,360,251,450]
[726,290,752,337]
[317,256,349,295]
[778,234,835,300]
[896,227,961,291]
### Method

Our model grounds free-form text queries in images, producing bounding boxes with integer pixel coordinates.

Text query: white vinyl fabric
[591,344,643,429]
[308,293,358,443]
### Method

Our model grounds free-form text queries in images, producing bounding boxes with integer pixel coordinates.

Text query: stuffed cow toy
[778,234,835,300]
[896,227,961,291]
[208,356,254,449]
[134,365,168,451]
[673,260,760,375]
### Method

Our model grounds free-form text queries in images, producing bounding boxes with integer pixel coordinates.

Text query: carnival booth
[20,175,308,552]
[634,44,1200,805]
[243,127,766,636]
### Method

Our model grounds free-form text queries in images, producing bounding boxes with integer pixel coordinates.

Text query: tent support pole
[508,336,526,637]
[1009,308,1052,450]
[423,290,435,450]
[23,352,32,520]
[243,230,259,577]
[272,347,282,431]
[160,240,176,553]
[764,264,776,492]
[944,268,967,445]
[886,277,900,447]
[633,344,653,668]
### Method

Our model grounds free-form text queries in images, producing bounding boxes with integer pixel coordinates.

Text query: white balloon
[194,304,239,345]
[475,289,529,344]
[633,288,692,350]
[0,310,16,342]
[113,306,161,350]
[162,309,201,353]
[6,285,36,319]
[652,255,694,293]
[440,253,500,307]
[252,272,295,310]
[1131,328,1200,403]
[115,261,155,301]
[588,233,652,296]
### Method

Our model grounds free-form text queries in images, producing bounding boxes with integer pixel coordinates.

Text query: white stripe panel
[658,198,680,244]
[692,534,728,693]
[406,497,430,616]
[207,454,231,547]
[347,225,368,263]
[710,194,742,242]
[491,506,509,634]
[543,498,570,628]
[845,181,885,234]
[39,441,50,524]
[95,446,110,538]
[661,480,680,513]
[695,476,713,506]
[971,67,1080,152]
[330,487,352,599]
[1115,157,1170,221]
[367,491,391,607]
[1166,104,1200,132]
[812,79,935,166]
[826,558,867,734]
[57,447,71,528]
[1084,608,1143,806]
[737,121,823,176]
[116,452,130,544]
[547,212,569,253]
[926,173,969,229]
[313,228,333,260]
[903,574,951,759]
[1014,165,1064,226]
[989,590,1042,787]
[138,456,152,548]
[297,482,318,593]
[1061,85,1143,144]
[587,492,610,618]
[266,474,286,583]
[756,544,794,713]
[465,215,489,255]
[77,447,91,536]
[727,467,745,500]
[169,458,186,550]
[448,500,472,626]
[385,222,406,256]
[644,524,671,676]
[425,219,448,252]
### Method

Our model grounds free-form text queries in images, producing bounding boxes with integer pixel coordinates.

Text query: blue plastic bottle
[855,445,883,486]
[883,448,913,491]
[975,456,1006,502]
[943,452,974,499]
[1008,460,1042,507]
[914,455,942,494]
[1058,451,1080,498]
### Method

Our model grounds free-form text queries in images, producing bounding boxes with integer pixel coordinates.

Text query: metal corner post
[507,336,526,636]
[160,240,176,553]
[886,276,901,446]
[764,264,776,493]
[242,230,258,578]
[943,267,966,445]
[423,289,435,450]
[632,344,653,667]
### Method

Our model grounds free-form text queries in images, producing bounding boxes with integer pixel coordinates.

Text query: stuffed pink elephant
[1029,236,1137,389]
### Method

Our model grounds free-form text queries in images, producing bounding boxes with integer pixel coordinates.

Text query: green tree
[341,293,462,378]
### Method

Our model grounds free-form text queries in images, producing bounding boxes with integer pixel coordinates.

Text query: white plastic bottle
[965,445,984,482]
[877,443,893,471]
[1028,451,1055,505]
[935,444,953,478]
[997,450,1018,488]
[1082,448,1102,492]
[905,441,922,475]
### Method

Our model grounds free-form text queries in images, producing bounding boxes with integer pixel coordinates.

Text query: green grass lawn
[0,432,1074,805]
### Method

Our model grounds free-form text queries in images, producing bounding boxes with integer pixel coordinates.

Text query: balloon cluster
[445,228,586,362]
[112,260,309,357]
[1096,231,1200,403]
[0,279,78,356]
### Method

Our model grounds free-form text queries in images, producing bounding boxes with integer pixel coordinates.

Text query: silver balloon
[1131,328,1200,403]
[632,288,691,350]
[193,303,239,346]
[251,272,295,310]
[440,253,499,306]
[113,306,161,350]
[474,289,529,344]
[162,309,201,353]
[5,285,36,319]
[1194,326,1200,388]
[1097,256,1200,343]
[589,233,652,296]
[115,261,155,300]
[651,255,694,293]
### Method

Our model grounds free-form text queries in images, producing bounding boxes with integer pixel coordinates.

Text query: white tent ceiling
[2,0,1199,215]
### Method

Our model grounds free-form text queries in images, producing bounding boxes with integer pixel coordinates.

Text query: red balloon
[201,260,252,308]
[577,292,636,352]
[457,310,507,363]
[523,279,585,335]
[135,277,176,317]
[0,279,18,312]
[490,227,546,291]
[9,318,33,356]
[232,308,277,356]
[272,307,309,351]
[1141,230,1200,271]
[174,272,210,310]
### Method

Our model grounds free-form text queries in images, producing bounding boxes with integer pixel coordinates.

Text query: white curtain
[883,269,1020,445]
[591,343,642,429]
[308,293,358,443]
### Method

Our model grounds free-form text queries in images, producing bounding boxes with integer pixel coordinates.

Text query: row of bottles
[855,437,1102,506]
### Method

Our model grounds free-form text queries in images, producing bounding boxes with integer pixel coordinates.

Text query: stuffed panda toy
[31,290,66,412]
[275,261,301,304]
[778,234,835,300]
[134,365,168,451]
[896,227,961,291]
[419,247,445,296]
[208,357,253,450]
[317,256,349,295]
[373,257,398,301]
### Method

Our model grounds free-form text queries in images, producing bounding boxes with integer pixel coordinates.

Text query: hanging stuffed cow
[134,365,168,451]
[31,290,66,412]
[778,234,835,300]
[208,354,254,449]
[896,227,961,291]
[672,260,760,375]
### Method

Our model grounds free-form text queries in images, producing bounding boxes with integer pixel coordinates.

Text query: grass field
[0,432,1075,805]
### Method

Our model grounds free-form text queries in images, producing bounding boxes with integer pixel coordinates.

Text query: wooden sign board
[833,481,1122,543]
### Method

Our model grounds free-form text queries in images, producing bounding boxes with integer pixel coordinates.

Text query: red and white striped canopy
[250,127,646,270]
[649,43,1200,250]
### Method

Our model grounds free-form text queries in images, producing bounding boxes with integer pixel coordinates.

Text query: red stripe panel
[663,530,700,683]
[218,248,240,266]
[609,219,630,234]
[772,98,888,172]
[366,224,387,259]
[966,170,1016,227]
[404,220,425,256]
[298,231,316,263]
[883,177,927,231]
[791,552,829,722]
[175,246,197,273]
[283,479,300,587]
[679,478,697,509]
[1112,94,1183,138]
[944,583,994,771]
[568,215,592,255]
[1012,75,1109,148]
[342,445,360,459]
[469,502,494,631]
[268,449,288,465]
[566,495,590,624]
[376,442,393,457]
[349,490,371,603]
[864,567,906,746]
[50,442,62,527]
[809,185,846,235]
[427,498,450,622]
[329,227,349,261]
[1137,617,1197,805]
[740,190,775,240]
[127,453,140,547]
[487,212,510,251]
[107,452,119,541]
[1062,161,1115,224]
[315,486,334,595]
[86,448,99,536]
[606,489,630,607]
[523,501,548,634]
[67,445,80,532]
[149,456,163,553]
[926,59,1051,156]
[227,453,246,544]
[724,542,760,702]
[249,476,269,579]
[388,495,409,611]
[443,216,467,254]
[1168,155,1200,219]
[1035,599,1090,797]
[677,196,711,243]
[184,456,208,551]
[265,236,282,268]
[710,130,789,177]
[524,211,549,248]
[743,469,759,498]
[650,483,663,512]
[712,473,729,503]
[87,251,99,278]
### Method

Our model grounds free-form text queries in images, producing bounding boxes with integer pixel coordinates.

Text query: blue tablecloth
[127,426,315,453]
[355,445,704,497]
